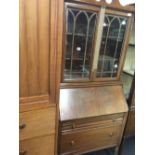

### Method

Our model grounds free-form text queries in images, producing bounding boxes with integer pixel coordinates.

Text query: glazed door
[62,3,134,83]
[63,3,99,82]
[93,9,133,81]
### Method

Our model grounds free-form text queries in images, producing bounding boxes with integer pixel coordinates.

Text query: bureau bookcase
[59,0,135,155]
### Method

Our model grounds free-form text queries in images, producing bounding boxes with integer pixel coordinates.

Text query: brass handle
[109,133,113,137]
[19,124,26,130]
[70,140,75,146]
[19,151,27,155]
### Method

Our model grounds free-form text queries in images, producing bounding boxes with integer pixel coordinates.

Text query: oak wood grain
[19,95,53,112]
[60,125,121,154]
[19,0,51,98]
[38,0,50,95]
[19,0,28,97]
[19,107,56,140]
[19,0,63,154]
[19,100,55,113]
[19,0,62,105]
[20,94,49,104]
[53,0,64,155]
[26,0,40,95]
[20,134,55,155]
[61,114,123,132]
[59,85,128,121]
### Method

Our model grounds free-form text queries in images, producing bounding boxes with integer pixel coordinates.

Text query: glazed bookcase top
[62,1,134,85]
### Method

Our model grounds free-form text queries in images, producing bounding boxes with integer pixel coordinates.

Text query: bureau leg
[114,146,119,155]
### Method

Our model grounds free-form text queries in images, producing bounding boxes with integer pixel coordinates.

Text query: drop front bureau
[59,0,134,155]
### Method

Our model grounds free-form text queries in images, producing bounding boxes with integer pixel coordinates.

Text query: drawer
[19,107,55,140]
[20,134,55,155]
[60,125,121,154]
[62,114,124,132]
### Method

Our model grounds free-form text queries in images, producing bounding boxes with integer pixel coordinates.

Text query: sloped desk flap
[59,86,128,121]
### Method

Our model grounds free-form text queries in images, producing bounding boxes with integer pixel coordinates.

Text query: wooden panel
[20,94,49,104]
[19,95,52,112]
[60,125,121,154]
[20,134,55,155]
[38,0,50,95]
[124,110,135,136]
[19,0,50,97]
[61,80,122,88]
[59,85,128,121]
[19,0,28,97]
[50,0,58,103]
[19,101,56,113]
[26,0,40,95]
[51,0,64,154]
[19,107,56,140]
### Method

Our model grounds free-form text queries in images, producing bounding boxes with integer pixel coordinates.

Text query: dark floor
[83,136,135,155]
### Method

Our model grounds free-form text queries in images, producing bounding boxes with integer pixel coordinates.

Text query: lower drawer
[60,125,121,154]
[20,134,55,155]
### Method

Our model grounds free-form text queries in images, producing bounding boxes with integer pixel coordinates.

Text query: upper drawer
[62,113,124,132]
[19,107,55,140]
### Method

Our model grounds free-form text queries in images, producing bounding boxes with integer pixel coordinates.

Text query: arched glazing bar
[74,11,88,77]
[110,17,126,77]
[109,17,122,77]
[100,16,111,76]
[97,14,128,78]
[64,7,97,80]
[82,13,97,75]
